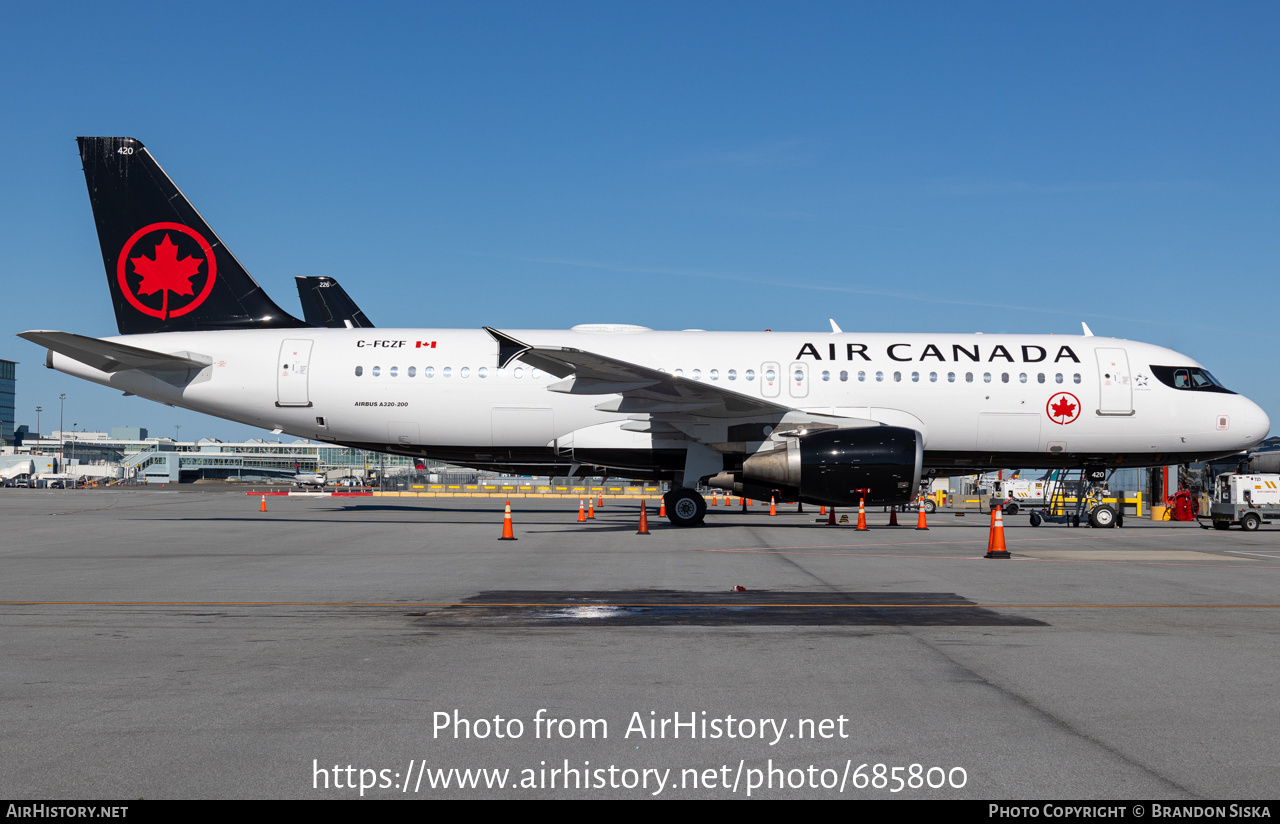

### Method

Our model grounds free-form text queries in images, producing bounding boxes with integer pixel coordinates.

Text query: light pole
[35,406,41,443]
[58,394,65,472]
[175,424,181,443]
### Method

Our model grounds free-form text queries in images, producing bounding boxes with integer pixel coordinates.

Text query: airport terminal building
[8,431,428,485]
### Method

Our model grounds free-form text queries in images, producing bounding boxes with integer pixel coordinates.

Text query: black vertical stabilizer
[77,136,308,335]
[295,276,375,328]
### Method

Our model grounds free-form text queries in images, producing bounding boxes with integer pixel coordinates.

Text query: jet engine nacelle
[710,426,923,507]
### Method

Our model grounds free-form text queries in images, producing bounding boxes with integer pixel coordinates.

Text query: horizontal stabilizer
[18,330,211,373]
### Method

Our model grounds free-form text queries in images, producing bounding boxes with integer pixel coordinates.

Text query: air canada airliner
[18,137,1271,526]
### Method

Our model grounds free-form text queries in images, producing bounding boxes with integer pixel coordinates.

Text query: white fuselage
[50,327,1271,475]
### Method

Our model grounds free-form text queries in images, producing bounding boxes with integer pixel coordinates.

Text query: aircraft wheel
[1029,511,1041,527]
[1241,513,1262,532]
[664,488,706,527]
[1088,504,1117,528]
[923,499,937,514]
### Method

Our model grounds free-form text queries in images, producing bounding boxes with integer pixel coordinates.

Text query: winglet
[483,327,532,369]
[829,319,843,334]
[1081,322,1094,337]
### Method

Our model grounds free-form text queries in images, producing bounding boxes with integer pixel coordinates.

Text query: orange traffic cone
[598,495,604,509]
[985,506,1010,558]
[827,507,837,525]
[659,498,666,518]
[637,500,650,535]
[724,495,731,506]
[916,498,929,530]
[888,506,899,526]
[986,507,997,552]
[820,505,826,515]
[259,495,266,512]
[711,494,718,506]
[578,498,586,522]
[856,498,869,530]
[588,498,595,519]
[769,496,777,516]
[499,501,517,541]
[797,501,804,514]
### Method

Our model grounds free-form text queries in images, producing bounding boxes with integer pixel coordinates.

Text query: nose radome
[1238,398,1272,447]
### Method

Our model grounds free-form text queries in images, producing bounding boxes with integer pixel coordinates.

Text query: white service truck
[1207,473,1280,531]
[990,477,1050,514]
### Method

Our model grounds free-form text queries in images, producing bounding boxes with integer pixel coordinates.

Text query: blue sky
[1,1,1277,441]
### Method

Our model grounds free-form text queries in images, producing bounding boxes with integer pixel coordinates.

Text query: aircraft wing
[18,330,211,373]
[484,327,797,419]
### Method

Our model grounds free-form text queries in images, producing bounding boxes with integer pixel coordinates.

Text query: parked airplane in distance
[295,276,374,329]
[18,137,1272,526]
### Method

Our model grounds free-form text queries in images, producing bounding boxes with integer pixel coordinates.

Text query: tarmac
[2,488,1278,799]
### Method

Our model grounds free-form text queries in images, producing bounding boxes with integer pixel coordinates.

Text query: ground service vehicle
[1205,473,1280,531]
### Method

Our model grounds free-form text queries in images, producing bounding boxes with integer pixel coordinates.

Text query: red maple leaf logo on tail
[130,234,203,298]
[1051,397,1076,419]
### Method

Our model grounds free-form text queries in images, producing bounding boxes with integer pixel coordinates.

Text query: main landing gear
[663,488,707,526]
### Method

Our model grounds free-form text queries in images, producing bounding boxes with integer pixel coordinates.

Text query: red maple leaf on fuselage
[130,234,203,297]
[1051,397,1077,419]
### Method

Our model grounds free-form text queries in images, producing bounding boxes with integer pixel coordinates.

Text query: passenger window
[1019,373,1026,383]
[710,369,718,380]
[531,368,541,378]
[425,366,434,378]
[965,372,974,383]
[461,367,471,378]
[746,370,756,381]
[478,367,488,378]
[1055,373,1064,384]
[674,369,684,377]
[822,371,830,381]
[1037,373,1045,383]
[408,366,417,377]
[929,372,937,382]
[513,367,523,378]
[443,367,452,378]
[727,369,737,380]
[840,371,849,382]
[1073,373,1081,384]
[355,366,363,377]
[858,371,866,381]
[389,366,398,378]
[911,371,919,382]
[1001,373,1009,383]
[893,372,901,382]
[793,369,804,382]
[876,371,884,382]
[947,372,955,383]
[372,366,381,377]
[692,369,702,380]
[983,373,992,383]
[765,369,777,382]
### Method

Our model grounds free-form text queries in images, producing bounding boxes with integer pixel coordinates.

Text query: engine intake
[714,426,922,507]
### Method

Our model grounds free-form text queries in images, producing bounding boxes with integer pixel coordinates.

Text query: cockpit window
[1151,365,1234,394]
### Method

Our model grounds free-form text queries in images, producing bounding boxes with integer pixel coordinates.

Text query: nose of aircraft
[1237,396,1272,449]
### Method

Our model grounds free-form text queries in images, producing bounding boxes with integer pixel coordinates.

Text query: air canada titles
[793,342,1081,363]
